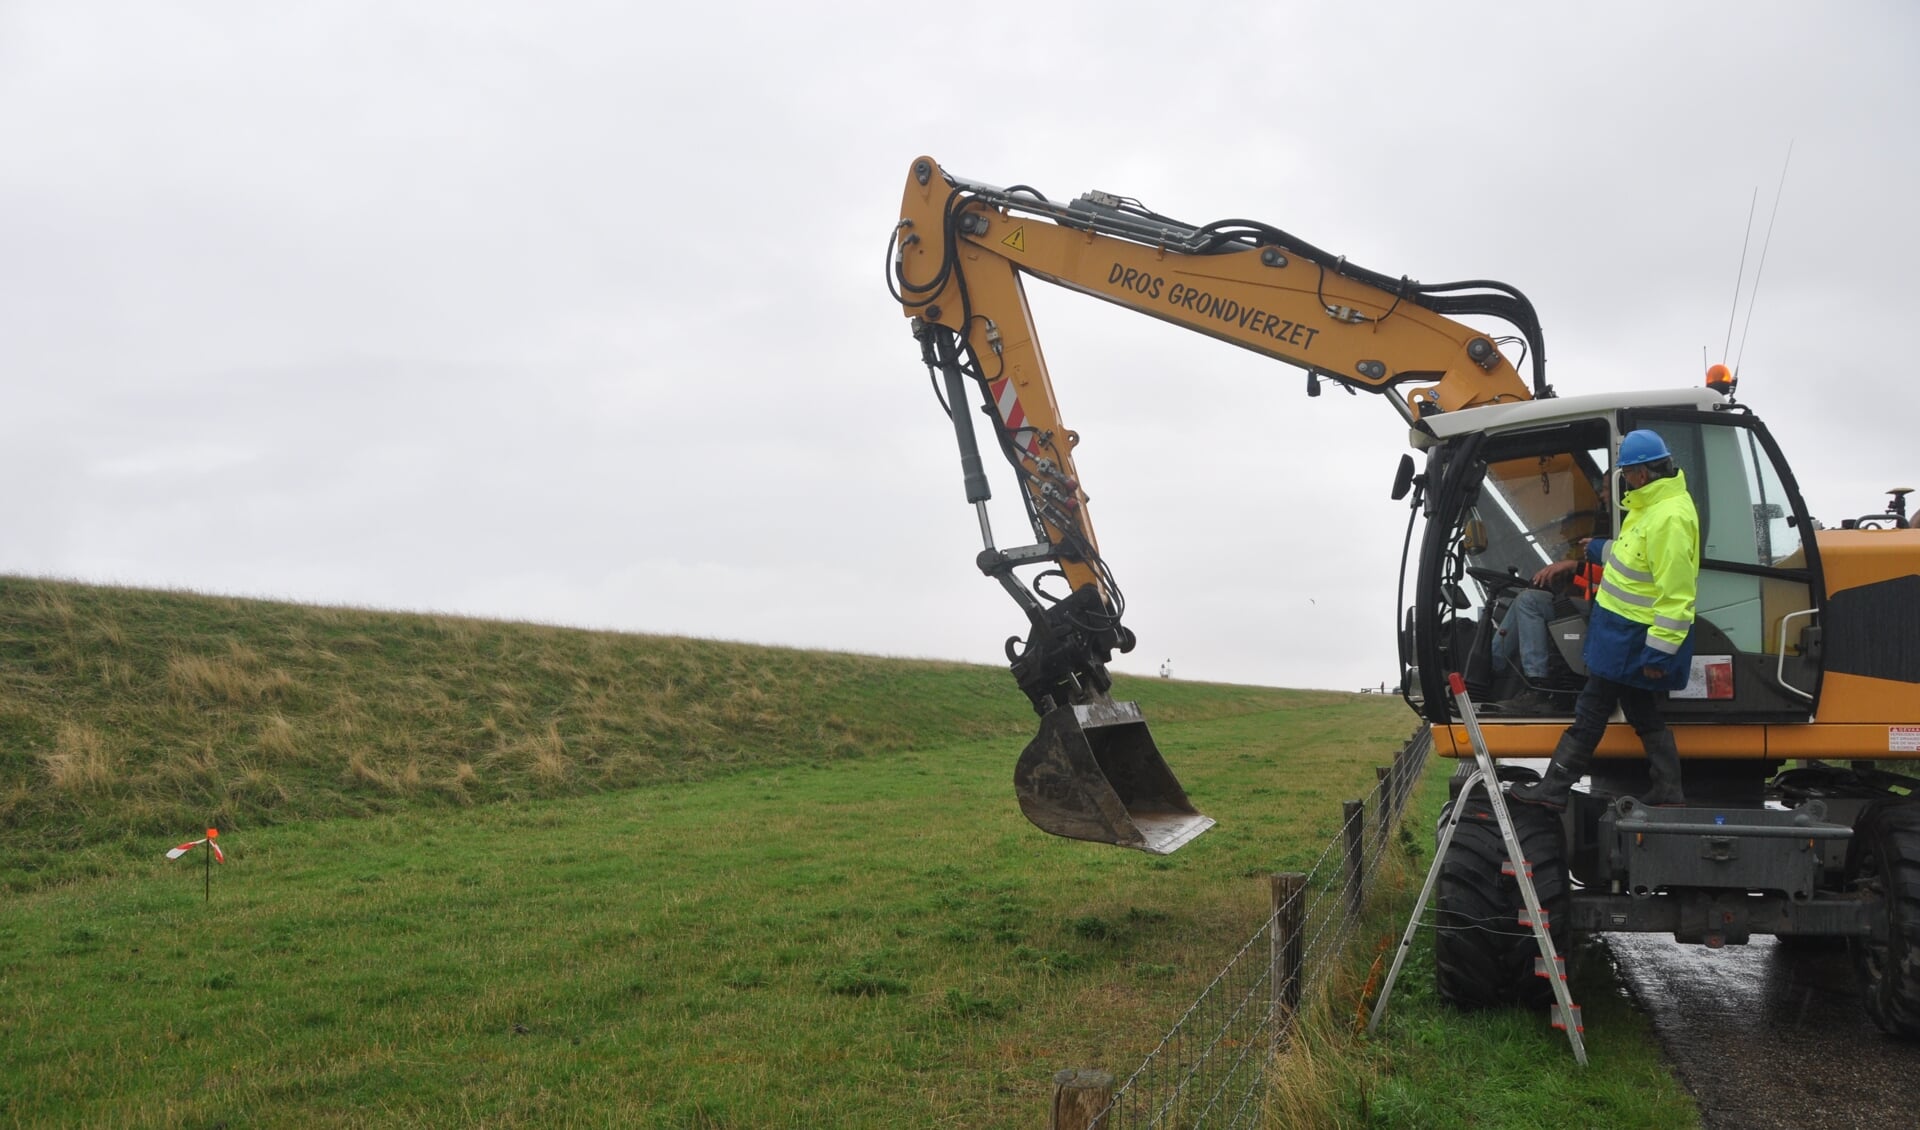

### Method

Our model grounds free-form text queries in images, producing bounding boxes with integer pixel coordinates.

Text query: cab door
[1402,418,1614,724]
[1623,407,1824,721]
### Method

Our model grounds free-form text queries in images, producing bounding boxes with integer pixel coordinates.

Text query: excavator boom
[890,156,1547,852]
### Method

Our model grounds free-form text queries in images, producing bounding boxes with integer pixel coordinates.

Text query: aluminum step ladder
[1366,672,1587,1064]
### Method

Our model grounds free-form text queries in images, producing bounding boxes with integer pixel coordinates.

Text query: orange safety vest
[1570,562,1604,601]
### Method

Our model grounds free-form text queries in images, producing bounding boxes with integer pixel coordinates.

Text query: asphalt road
[1603,934,1920,1128]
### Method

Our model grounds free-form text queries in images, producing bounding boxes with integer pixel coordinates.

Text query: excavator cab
[1399,390,1828,743]
[1014,698,1214,855]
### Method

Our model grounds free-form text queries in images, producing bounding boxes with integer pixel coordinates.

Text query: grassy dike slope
[0,576,1308,892]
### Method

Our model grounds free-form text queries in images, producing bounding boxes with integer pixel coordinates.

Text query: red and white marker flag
[167,828,224,862]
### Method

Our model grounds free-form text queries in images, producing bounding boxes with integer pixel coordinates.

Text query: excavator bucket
[1014,699,1214,854]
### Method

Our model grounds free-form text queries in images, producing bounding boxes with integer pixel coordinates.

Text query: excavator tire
[1848,801,1920,1037]
[1437,765,1539,838]
[1434,792,1569,1009]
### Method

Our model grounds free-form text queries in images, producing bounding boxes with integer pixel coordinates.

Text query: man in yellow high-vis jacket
[1511,429,1699,810]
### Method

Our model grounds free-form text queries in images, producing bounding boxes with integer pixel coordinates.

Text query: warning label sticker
[1671,655,1734,700]
[1001,226,1026,253]
[1892,727,1920,753]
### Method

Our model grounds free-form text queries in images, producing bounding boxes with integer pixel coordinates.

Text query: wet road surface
[1603,934,1920,1127]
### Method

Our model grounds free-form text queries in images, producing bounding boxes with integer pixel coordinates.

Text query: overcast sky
[3,2,1915,693]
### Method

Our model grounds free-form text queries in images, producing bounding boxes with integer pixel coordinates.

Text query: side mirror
[1390,454,1416,501]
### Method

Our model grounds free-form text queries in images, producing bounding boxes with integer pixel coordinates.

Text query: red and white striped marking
[989,378,1040,455]
[167,830,224,862]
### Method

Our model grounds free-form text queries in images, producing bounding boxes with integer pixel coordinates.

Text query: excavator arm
[889,155,1546,852]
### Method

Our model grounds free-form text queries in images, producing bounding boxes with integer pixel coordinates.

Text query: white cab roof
[1413,386,1726,445]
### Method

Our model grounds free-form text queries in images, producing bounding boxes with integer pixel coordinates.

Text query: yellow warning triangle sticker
[1001,226,1027,253]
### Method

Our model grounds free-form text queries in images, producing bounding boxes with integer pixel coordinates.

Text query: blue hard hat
[1617,429,1671,468]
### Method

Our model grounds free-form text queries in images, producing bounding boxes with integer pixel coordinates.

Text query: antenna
[1733,140,1794,376]
[1721,187,1759,365]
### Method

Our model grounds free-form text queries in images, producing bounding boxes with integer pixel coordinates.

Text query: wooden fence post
[1049,1069,1115,1130]
[1343,799,1366,919]
[1270,872,1306,1049]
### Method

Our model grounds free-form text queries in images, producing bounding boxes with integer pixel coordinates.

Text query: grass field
[0,578,1697,1127]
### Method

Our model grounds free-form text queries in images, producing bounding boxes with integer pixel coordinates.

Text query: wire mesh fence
[1082,726,1435,1130]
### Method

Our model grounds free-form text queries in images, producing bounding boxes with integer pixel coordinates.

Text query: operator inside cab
[1492,510,1609,714]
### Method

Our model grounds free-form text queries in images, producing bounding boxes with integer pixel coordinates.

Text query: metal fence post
[1374,766,1392,853]
[1387,729,1421,824]
[1343,799,1366,919]
[1270,872,1306,1050]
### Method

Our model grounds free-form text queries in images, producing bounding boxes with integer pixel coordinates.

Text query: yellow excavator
[888,156,1920,1032]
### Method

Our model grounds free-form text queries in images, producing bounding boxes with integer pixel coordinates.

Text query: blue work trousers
[1493,588,1555,681]
[1562,673,1669,754]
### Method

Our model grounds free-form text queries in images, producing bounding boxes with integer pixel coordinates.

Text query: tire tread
[1434,795,1569,1009]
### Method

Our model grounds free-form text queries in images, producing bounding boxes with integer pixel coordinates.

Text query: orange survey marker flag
[167,829,225,863]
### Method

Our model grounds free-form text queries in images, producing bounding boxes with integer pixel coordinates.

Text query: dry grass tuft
[1264,995,1364,1130]
[30,588,75,625]
[345,750,385,789]
[436,761,479,805]
[528,724,570,784]
[257,713,300,760]
[717,683,778,731]
[432,617,479,645]
[41,722,116,793]
[94,658,136,691]
[160,747,223,789]
[167,653,295,704]
[342,750,428,796]
[229,762,292,807]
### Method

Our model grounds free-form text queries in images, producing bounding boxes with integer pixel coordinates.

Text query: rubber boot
[1507,734,1594,812]
[1636,729,1685,806]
